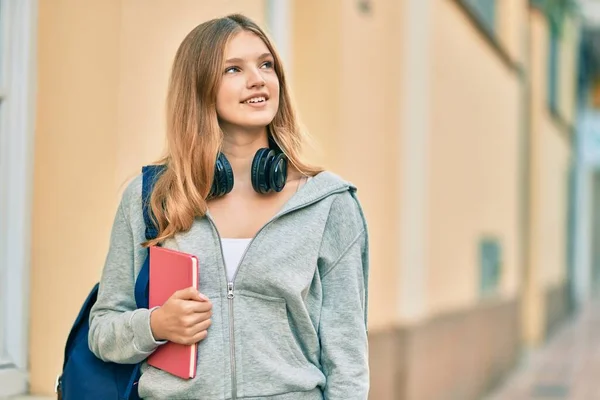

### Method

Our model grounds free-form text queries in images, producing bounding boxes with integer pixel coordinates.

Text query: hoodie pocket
[235,290,313,397]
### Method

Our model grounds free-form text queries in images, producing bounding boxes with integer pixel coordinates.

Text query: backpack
[56,165,166,400]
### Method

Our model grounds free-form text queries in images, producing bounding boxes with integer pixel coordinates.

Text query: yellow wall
[498,0,527,66]
[536,116,570,289]
[291,0,342,170]
[530,10,573,289]
[293,0,403,331]
[31,0,265,394]
[426,0,522,316]
[523,9,573,345]
[31,1,122,393]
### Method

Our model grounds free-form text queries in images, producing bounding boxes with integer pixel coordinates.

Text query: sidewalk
[485,299,600,400]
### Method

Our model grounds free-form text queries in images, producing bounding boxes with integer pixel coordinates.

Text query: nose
[246,67,266,89]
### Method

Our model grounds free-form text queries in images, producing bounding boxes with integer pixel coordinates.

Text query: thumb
[174,287,207,301]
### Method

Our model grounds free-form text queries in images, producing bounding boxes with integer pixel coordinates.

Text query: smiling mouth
[242,96,267,104]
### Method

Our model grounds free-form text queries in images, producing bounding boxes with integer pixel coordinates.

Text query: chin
[240,116,277,129]
[243,121,275,131]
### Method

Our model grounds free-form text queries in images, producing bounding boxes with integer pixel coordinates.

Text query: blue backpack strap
[134,165,166,309]
[125,165,166,400]
[141,165,165,241]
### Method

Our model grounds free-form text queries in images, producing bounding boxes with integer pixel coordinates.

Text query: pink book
[147,246,198,379]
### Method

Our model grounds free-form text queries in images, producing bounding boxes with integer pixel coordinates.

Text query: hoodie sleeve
[88,179,165,364]
[318,191,370,399]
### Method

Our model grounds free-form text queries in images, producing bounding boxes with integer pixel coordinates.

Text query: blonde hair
[144,14,322,247]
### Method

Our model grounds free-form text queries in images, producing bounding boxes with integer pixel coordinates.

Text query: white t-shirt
[221,238,252,281]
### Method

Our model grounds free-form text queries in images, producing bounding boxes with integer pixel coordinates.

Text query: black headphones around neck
[209,138,288,198]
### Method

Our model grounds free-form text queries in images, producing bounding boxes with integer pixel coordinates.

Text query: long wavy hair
[144,14,322,247]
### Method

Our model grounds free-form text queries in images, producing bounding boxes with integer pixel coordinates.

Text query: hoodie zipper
[207,222,258,400]
[226,281,236,400]
[206,186,348,400]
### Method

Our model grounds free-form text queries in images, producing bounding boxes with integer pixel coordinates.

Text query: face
[216,30,280,134]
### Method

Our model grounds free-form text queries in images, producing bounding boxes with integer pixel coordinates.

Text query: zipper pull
[228,282,234,299]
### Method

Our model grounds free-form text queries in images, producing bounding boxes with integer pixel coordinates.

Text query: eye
[260,61,274,69]
[224,66,240,74]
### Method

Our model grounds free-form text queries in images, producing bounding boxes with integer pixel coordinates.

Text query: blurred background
[2,0,600,399]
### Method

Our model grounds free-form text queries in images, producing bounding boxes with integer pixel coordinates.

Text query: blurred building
[573,0,600,315]
[0,0,589,399]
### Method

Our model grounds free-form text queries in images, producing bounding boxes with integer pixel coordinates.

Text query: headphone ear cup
[252,148,274,194]
[211,153,234,198]
[269,152,288,192]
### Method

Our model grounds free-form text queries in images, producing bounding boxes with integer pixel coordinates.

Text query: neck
[221,126,269,187]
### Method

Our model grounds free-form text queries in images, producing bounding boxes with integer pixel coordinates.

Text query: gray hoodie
[89,171,369,400]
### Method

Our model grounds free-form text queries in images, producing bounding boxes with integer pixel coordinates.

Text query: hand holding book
[150,287,212,345]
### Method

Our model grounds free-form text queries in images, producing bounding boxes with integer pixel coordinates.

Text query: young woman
[89,14,369,400]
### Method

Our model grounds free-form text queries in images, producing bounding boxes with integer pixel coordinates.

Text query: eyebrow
[225,52,273,64]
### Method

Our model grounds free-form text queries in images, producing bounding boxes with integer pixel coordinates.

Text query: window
[479,237,502,297]
[548,28,560,113]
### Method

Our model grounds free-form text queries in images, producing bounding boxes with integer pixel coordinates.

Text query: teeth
[245,97,265,104]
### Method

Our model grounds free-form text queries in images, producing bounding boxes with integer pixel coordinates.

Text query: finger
[185,311,212,326]
[178,329,208,346]
[173,287,208,301]
[182,299,213,314]
[189,318,212,334]
[182,311,211,327]
[191,329,208,344]
[173,287,199,300]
